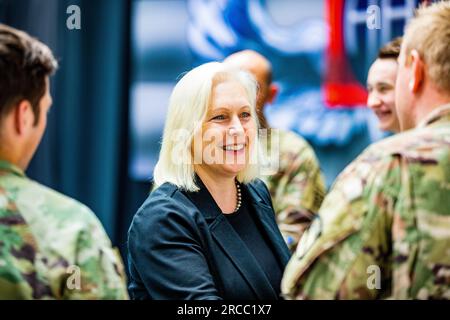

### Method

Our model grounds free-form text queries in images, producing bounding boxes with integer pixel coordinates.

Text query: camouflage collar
[418,103,450,128]
[0,160,25,177]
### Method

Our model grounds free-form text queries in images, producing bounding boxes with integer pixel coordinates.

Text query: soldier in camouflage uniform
[0,24,128,299]
[281,1,450,299]
[224,50,326,251]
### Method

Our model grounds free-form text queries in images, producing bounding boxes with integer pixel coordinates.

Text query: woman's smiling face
[194,78,257,178]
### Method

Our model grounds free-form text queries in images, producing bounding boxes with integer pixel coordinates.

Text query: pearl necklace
[234,180,242,212]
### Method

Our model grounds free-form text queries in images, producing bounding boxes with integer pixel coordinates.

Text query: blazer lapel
[184,177,278,299]
[245,184,291,267]
[210,217,278,299]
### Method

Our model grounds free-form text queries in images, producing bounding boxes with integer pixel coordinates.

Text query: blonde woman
[127,62,290,300]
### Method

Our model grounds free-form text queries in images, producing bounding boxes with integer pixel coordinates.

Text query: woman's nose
[228,116,244,136]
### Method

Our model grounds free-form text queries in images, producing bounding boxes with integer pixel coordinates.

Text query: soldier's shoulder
[38,181,91,212]
[277,129,317,158]
[278,129,311,147]
[363,125,450,161]
[12,177,97,226]
[335,126,450,191]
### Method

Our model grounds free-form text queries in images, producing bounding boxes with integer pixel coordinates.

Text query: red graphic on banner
[323,0,368,108]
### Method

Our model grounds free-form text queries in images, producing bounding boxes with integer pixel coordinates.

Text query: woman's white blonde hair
[153,61,261,192]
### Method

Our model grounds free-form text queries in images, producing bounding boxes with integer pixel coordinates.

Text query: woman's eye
[211,115,226,121]
[240,112,251,118]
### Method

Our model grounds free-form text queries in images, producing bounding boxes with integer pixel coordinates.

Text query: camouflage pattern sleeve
[281,150,398,299]
[64,212,129,300]
[264,130,326,252]
[0,199,47,299]
[281,120,450,299]
[0,163,129,300]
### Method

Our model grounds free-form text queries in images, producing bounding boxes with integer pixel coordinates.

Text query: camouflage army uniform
[281,104,450,300]
[262,129,326,252]
[0,161,128,299]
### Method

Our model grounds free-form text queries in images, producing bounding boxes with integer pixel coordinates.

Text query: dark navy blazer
[127,178,290,300]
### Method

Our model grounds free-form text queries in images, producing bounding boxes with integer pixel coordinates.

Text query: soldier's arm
[390,154,450,299]
[282,154,399,299]
[64,211,129,300]
[273,143,326,251]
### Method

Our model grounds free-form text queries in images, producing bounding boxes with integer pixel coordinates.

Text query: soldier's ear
[13,100,34,136]
[409,50,424,93]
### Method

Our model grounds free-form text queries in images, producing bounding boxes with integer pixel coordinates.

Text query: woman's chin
[220,163,246,176]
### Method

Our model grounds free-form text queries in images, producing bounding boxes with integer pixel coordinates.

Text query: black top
[224,189,283,297]
[127,178,291,300]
